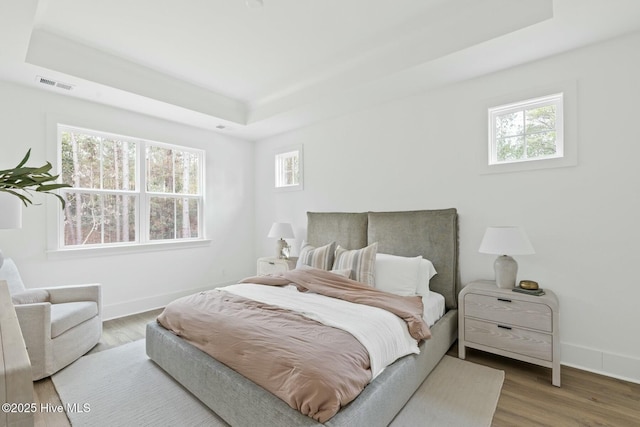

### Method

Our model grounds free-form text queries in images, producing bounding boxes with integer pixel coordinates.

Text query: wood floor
[33,309,640,427]
[446,345,640,427]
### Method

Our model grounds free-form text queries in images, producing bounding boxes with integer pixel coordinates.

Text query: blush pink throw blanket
[158,268,430,422]
[240,268,431,341]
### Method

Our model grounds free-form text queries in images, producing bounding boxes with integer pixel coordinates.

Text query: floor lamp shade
[479,226,535,288]
[0,192,22,269]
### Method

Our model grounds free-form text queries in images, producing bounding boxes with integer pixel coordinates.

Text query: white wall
[254,32,640,382]
[0,82,256,319]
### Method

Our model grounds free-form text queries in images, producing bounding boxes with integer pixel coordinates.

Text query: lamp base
[275,239,290,259]
[494,255,518,288]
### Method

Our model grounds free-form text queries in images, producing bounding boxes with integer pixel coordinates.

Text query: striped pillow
[333,242,378,286]
[296,242,336,270]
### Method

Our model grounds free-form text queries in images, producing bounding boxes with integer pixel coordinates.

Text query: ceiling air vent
[36,76,74,91]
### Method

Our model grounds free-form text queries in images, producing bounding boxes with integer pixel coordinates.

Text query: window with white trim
[274,145,303,190]
[488,93,563,165]
[58,125,204,248]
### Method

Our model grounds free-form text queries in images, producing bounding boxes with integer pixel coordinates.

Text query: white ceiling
[1,0,640,140]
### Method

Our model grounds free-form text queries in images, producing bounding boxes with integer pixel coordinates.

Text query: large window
[488,93,563,165]
[58,125,204,248]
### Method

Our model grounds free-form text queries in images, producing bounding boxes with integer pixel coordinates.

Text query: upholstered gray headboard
[307,209,459,309]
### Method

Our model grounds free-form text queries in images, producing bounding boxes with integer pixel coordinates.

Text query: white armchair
[0,258,102,380]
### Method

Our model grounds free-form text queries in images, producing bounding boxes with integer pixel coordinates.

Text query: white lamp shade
[0,192,22,229]
[479,226,534,255]
[268,222,294,239]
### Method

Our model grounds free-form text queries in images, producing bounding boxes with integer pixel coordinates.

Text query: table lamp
[268,222,294,259]
[0,192,22,269]
[479,226,535,288]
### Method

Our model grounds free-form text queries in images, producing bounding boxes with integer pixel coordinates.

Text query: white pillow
[374,253,423,296]
[416,258,437,298]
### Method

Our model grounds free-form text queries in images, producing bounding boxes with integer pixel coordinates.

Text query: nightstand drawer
[464,293,552,332]
[465,318,552,361]
[256,257,297,276]
[257,260,288,275]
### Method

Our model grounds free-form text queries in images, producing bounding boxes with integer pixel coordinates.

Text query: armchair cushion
[50,302,98,338]
[11,289,50,305]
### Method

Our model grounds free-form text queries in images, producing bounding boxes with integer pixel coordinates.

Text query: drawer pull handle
[497,325,512,330]
[268,261,275,265]
[497,298,512,303]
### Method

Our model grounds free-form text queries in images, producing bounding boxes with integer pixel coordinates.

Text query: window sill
[46,239,212,260]
[274,184,304,192]
[479,155,577,175]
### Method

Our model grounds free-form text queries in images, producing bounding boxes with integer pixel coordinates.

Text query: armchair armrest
[41,283,101,306]
[14,302,52,341]
[13,302,53,379]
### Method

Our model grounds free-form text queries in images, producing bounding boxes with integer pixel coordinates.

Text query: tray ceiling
[1,0,640,139]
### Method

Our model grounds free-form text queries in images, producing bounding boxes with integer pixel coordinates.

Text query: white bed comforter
[220,283,419,379]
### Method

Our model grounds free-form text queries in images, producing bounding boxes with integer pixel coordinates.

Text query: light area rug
[52,340,504,427]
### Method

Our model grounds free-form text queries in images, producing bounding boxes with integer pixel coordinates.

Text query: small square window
[488,93,563,165]
[274,145,303,191]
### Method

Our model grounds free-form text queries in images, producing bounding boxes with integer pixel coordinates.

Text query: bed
[146,208,459,426]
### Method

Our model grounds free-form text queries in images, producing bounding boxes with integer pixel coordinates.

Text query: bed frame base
[146,310,457,427]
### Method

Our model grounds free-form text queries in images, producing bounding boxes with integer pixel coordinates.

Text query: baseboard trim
[561,342,640,384]
[102,280,237,321]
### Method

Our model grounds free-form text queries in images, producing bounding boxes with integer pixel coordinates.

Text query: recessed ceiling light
[245,0,264,9]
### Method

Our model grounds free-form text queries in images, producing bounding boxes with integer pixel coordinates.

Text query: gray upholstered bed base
[146,209,459,426]
[146,310,457,427]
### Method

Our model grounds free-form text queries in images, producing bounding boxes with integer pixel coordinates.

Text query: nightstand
[256,257,298,275]
[458,280,560,386]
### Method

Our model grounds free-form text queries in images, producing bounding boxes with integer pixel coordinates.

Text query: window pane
[149,196,176,240]
[495,111,524,138]
[526,131,557,158]
[284,155,299,186]
[77,135,101,189]
[60,132,74,186]
[61,131,101,189]
[176,198,199,238]
[497,136,524,162]
[174,151,199,194]
[63,192,137,246]
[102,139,136,190]
[61,132,137,192]
[275,150,300,187]
[103,194,137,243]
[525,105,556,134]
[149,196,199,240]
[63,192,101,246]
[147,146,174,193]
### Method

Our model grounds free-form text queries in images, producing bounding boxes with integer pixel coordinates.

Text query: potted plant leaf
[0,149,71,209]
